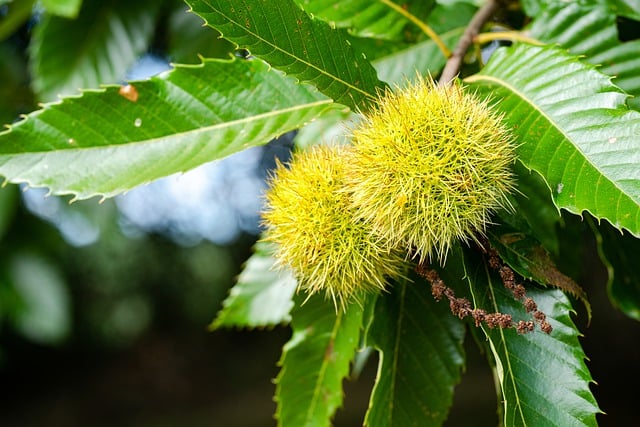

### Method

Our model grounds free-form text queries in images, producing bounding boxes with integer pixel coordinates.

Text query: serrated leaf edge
[186,2,379,108]
[0,58,335,201]
[466,45,640,237]
[274,306,354,426]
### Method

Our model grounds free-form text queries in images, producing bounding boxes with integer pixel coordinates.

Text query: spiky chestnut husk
[345,76,516,263]
[262,144,408,309]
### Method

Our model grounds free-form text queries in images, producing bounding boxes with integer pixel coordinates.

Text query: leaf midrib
[386,282,406,425]
[464,73,629,200]
[483,262,527,426]
[303,310,343,426]
[198,0,376,102]
[0,98,333,155]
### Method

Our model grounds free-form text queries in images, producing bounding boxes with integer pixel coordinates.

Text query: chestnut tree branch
[439,0,499,86]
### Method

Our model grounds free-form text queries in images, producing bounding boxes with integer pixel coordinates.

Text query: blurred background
[1,0,639,426]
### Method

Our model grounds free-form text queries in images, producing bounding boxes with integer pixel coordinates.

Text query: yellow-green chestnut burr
[262,145,408,309]
[345,76,516,263]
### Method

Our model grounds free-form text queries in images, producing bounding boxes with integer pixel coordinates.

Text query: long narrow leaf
[0,58,334,200]
[523,0,640,21]
[186,0,384,111]
[499,165,562,256]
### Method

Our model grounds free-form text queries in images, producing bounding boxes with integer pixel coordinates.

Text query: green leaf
[10,252,71,344]
[42,0,83,18]
[293,0,435,41]
[527,3,616,56]
[0,42,34,126]
[29,0,160,101]
[464,252,600,426]
[211,242,297,329]
[294,1,476,149]
[591,218,640,320]
[493,163,590,312]
[466,44,640,237]
[488,228,591,322]
[167,3,235,63]
[0,0,35,42]
[364,272,466,427]
[520,0,544,17]
[610,0,640,19]
[0,58,334,200]
[373,1,474,84]
[501,164,562,256]
[186,0,384,111]
[523,0,640,20]
[0,186,18,241]
[275,294,364,427]
[528,2,640,110]
[293,107,352,149]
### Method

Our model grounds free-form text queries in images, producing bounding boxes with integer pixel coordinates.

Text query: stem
[379,0,451,58]
[475,31,543,45]
[439,0,499,86]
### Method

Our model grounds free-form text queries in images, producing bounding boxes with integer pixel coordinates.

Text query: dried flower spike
[345,76,516,263]
[262,145,408,309]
